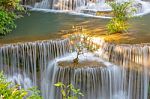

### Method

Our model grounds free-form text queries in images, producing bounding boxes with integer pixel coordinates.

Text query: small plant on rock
[69,34,99,64]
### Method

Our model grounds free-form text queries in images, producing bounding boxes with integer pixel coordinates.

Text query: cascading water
[25,0,150,18]
[93,38,150,99]
[0,37,149,99]
[42,51,150,99]
[44,53,127,99]
[0,39,70,89]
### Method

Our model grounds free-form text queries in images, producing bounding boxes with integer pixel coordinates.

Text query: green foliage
[54,82,84,99]
[0,10,16,34]
[0,72,42,99]
[0,72,27,99]
[27,87,43,99]
[0,0,25,35]
[107,1,136,34]
[109,2,133,20]
[107,18,128,33]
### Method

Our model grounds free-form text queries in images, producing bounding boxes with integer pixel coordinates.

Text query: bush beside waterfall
[0,72,84,99]
[0,72,42,99]
[54,82,84,99]
[0,0,25,35]
[107,1,136,34]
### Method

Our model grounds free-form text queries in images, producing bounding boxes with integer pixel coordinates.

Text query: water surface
[0,11,150,44]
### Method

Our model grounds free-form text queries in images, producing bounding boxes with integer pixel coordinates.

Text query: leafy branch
[0,72,42,99]
[54,82,84,99]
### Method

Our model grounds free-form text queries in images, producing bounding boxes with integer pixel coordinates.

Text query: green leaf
[61,90,66,97]
[54,82,64,87]
[68,96,78,99]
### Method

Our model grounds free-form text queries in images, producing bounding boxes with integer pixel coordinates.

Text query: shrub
[0,72,42,99]
[107,17,128,33]
[107,1,136,34]
[0,0,25,35]
[0,10,16,35]
[54,82,84,99]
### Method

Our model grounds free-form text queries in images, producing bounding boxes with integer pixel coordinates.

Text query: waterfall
[97,43,150,68]
[34,0,50,9]
[0,37,149,99]
[0,39,70,89]
[42,53,126,99]
[33,0,111,11]
[42,52,150,99]
[94,38,150,99]
[26,0,150,17]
